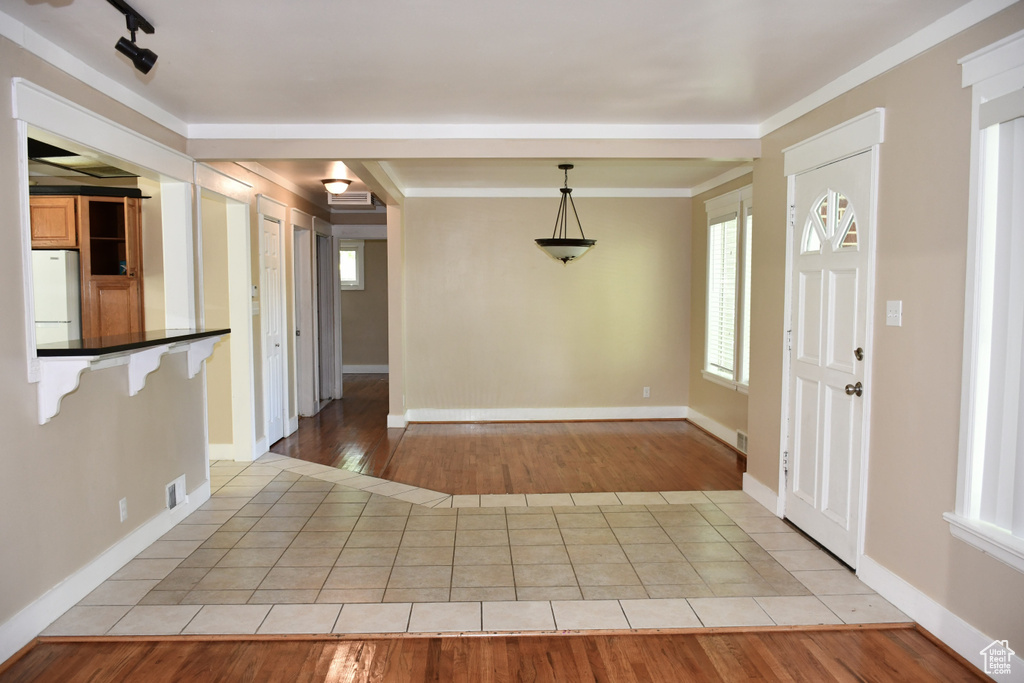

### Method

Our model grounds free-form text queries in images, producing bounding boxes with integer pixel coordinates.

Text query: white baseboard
[405,406,687,423]
[742,472,784,517]
[387,413,408,429]
[857,555,1024,681]
[343,364,388,374]
[251,436,268,461]
[0,479,211,664]
[685,408,741,449]
[287,415,298,435]
[208,443,235,461]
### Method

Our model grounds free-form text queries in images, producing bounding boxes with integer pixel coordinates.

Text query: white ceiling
[2,0,982,203]
[2,0,970,126]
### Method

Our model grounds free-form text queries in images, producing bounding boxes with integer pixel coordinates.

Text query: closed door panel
[786,150,873,567]
[262,216,284,445]
[88,279,140,338]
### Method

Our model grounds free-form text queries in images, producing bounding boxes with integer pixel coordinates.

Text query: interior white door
[294,229,316,416]
[786,150,873,567]
[263,215,285,445]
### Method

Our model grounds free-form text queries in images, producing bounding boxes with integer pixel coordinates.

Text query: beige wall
[0,35,205,628]
[341,239,389,367]
[201,162,329,445]
[746,3,1024,648]
[201,195,232,444]
[404,197,690,411]
[689,175,752,434]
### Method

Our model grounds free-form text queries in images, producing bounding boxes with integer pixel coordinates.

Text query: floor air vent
[737,431,748,453]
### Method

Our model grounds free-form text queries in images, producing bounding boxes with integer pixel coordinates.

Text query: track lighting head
[115,35,157,74]
[107,0,157,74]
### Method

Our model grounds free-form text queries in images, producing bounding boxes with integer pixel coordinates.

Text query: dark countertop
[37,328,229,357]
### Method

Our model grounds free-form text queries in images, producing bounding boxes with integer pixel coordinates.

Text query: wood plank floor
[383,421,743,494]
[1,627,985,682]
[273,375,744,494]
[271,374,403,474]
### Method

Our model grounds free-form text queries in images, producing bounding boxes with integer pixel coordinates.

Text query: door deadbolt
[845,382,863,397]
[854,347,864,361]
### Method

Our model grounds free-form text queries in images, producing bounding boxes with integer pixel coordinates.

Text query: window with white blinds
[707,214,738,376]
[948,31,1024,574]
[704,186,752,390]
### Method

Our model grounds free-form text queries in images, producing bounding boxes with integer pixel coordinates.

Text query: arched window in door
[802,190,859,254]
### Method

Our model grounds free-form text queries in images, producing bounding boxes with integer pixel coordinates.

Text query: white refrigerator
[32,250,81,344]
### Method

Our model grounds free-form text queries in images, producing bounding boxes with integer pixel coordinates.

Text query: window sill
[702,369,749,395]
[944,512,1024,574]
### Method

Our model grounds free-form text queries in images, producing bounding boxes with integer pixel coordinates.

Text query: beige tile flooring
[43,454,909,636]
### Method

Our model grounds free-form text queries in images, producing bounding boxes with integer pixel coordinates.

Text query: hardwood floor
[1,627,985,682]
[274,375,744,494]
[383,421,743,494]
[271,374,403,475]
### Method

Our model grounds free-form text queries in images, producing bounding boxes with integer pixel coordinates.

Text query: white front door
[786,150,873,567]
[263,215,285,445]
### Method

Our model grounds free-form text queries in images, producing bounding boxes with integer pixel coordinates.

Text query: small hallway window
[339,239,365,290]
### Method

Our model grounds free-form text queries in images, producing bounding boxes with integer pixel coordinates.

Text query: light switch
[886,300,902,327]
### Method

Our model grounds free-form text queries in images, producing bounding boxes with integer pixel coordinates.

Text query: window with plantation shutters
[704,186,752,391]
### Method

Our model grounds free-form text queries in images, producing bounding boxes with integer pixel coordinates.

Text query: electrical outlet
[643,386,651,399]
[119,497,127,522]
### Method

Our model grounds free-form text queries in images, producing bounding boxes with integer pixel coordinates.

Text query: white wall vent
[328,191,374,207]
[166,475,187,510]
[737,431,748,454]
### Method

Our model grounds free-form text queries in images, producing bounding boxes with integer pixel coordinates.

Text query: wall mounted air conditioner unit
[328,191,374,207]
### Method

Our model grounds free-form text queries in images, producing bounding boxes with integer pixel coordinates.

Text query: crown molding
[759,0,1019,136]
[0,9,188,136]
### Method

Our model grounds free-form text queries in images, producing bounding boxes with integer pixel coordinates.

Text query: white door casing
[786,150,874,568]
[261,214,285,446]
[317,234,337,403]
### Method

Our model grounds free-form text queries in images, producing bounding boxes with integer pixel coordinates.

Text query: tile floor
[43,455,909,636]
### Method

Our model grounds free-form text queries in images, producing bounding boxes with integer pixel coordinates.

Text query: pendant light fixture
[536,164,596,264]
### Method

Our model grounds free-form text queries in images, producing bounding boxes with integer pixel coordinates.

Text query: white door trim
[780,110,884,567]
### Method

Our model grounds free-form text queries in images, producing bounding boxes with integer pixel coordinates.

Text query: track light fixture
[107,0,157,74]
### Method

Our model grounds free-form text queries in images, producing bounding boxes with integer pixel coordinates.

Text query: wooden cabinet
[80,196,144,338]
[29,196,79,248]
[29,188,145,339]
